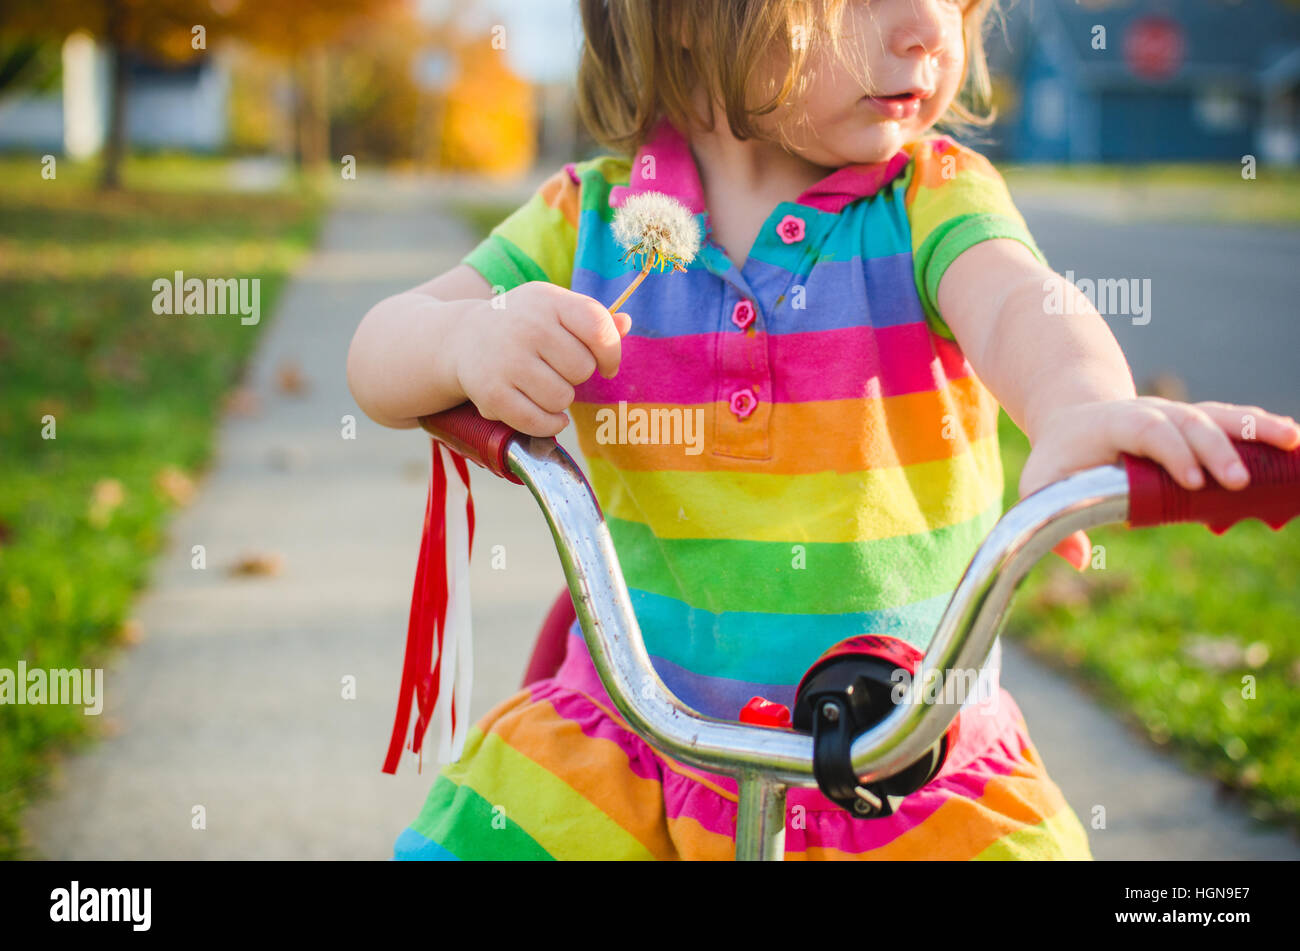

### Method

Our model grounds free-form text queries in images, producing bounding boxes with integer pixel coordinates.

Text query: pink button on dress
[776,214,806,244]
[729,387,758,419]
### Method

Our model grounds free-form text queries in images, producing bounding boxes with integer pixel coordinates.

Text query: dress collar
[608,115,914,215]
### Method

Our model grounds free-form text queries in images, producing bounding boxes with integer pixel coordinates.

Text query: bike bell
[792,635,959,819]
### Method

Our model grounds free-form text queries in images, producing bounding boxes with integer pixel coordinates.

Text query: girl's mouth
[863,92,924,120]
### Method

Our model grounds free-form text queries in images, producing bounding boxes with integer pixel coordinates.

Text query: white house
[0,33,229,156]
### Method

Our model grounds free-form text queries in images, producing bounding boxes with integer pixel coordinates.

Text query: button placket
[713,291,772,460]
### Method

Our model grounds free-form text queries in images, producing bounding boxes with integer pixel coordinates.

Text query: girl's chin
[791,118,935,167]
[834,126,913,164]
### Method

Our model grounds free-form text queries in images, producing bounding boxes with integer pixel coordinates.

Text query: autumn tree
[220,0,411,170]
[0,0,412,184]
[2,0,211,188]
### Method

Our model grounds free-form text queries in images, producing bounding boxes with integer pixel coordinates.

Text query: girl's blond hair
[576,0,1003,157]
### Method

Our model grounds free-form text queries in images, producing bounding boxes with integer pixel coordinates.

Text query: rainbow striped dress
[394,118,1093,860]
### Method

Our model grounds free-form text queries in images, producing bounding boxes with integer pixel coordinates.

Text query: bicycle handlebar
[427,400,1300,535]
[422,403,522,484]
[418,401,1299,791]
[1124,441,1300,533]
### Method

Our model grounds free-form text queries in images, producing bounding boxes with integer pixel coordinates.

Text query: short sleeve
[904,137,1048,341]
[461,163,583,292]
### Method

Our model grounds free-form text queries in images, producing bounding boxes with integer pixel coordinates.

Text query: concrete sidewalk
[23,176,570,858]
[23,175,1300,859]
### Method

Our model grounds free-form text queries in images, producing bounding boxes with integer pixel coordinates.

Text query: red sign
[1124,16,1185,80]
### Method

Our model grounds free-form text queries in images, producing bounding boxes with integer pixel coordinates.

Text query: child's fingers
[476,386,568,437]
[556,296,623,379]
[514,359,577,416]
[538,325,600,386]
[506,386,569,436]
[1160,402,1248,489]
[613,311,632,337]
[1113,407,1205,490]
[1192,401,1300,449]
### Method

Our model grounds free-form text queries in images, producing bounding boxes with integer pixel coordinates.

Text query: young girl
[348,0,1300,860]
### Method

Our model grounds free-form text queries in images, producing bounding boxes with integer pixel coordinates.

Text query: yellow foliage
[226,47,289,154]
[438,36,536,176]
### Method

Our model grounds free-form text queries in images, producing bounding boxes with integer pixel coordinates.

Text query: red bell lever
[1123,438,1300,535]
[739,697,792,729]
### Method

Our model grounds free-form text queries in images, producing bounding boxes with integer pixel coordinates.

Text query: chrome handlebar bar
[419,395,1295,858]
[504,435,1128,846]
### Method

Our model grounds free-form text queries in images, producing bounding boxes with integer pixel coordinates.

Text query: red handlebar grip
[419,403,524,485]
[1123,439,1300,535]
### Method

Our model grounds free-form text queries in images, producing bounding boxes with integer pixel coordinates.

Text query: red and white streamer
[382,440,475,774]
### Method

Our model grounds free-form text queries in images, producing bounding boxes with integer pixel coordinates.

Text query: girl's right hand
[453,281,632,437]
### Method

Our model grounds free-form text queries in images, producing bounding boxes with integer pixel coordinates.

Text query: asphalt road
[1014,194,1300,420]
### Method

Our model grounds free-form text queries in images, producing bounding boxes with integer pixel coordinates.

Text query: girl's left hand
[1018,397,1300,570]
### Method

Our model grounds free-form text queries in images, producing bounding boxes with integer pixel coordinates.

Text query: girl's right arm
[346,264,630,435]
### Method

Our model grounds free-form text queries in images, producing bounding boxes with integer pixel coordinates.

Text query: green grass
[997,411,1300,830]
[1001,162,1300,225]
[0,154,324,858]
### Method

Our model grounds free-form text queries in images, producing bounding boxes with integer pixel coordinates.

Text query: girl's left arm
[936,237,1300,569]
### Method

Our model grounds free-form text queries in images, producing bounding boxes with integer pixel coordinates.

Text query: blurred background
[1,0,1298,860]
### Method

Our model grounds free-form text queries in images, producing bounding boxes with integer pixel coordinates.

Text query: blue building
[989,0,1300,163]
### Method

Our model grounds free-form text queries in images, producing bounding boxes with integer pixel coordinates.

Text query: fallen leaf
[230,551,284,576]
[1243,641,1270,669]
[155,466,196,505]
[34,398,66,419]
[91,348,144,384]
[68,326,96,354]
[276,359,309,396]
[224,387,261,417]
[1088,571,1132,598]
[88,478,126,527]
[116,618,144,645]
[93,479,125,506]
[1182,634,1244,672]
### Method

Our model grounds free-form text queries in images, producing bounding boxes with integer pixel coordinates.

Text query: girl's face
[755,0,968,167]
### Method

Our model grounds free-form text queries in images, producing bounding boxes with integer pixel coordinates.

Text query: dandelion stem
[608,264,652,315]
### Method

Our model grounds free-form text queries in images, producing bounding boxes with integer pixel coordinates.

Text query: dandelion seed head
[611,191,701,272]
